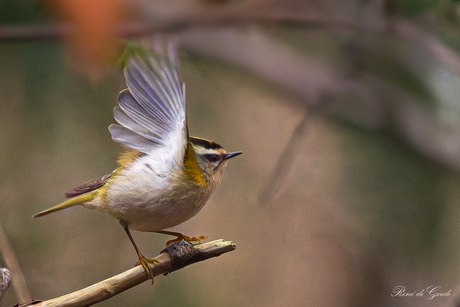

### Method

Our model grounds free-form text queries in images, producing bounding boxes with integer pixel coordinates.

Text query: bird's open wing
[109,37,187,165]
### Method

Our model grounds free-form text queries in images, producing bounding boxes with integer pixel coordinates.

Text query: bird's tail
[32,191,97,218]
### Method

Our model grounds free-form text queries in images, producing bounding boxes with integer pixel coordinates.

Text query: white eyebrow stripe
[193,147,223,156]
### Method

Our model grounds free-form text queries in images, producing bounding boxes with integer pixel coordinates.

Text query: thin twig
[0,221,31,303]
[19,239,235,307]
[0,23,150,42]
[258,106,313,208]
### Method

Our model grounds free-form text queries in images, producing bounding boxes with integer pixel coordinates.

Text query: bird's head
[189,137,242,184]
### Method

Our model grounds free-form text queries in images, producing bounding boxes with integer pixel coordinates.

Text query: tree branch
[1,1,459,80]
[18,239,235,307]
[0,0,357,42]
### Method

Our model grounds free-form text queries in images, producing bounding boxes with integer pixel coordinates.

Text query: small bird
[33,38,242,280]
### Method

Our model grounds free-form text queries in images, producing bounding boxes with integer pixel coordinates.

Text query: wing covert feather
[65,173,112,198]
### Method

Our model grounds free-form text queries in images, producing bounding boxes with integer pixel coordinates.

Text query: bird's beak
[223,151,243,160]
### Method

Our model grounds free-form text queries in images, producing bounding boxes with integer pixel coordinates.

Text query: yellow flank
[183,144,206,185]
[117,148,143,166]
[32,190,98,218]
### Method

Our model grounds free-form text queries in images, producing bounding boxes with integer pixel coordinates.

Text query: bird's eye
[204,154,220,163]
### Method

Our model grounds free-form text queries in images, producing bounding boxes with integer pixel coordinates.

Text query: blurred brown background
[2,0,460,306]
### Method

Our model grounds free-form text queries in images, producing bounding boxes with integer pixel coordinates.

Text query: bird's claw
[166,234,208,246]
[136,255,160,283]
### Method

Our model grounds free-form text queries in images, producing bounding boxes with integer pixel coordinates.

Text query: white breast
[86,151,216,232]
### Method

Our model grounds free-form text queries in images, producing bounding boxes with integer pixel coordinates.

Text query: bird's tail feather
[32,191,97,218]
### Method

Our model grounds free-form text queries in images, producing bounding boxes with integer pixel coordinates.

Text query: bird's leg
[155,229,208,246]
[121,222,159,282]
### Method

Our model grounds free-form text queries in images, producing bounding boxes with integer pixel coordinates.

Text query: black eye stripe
[204,154,220,162]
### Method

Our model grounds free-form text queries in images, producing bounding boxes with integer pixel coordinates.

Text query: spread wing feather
[109,37,187,164]
[109,125,162,153]
[112,104,152,139]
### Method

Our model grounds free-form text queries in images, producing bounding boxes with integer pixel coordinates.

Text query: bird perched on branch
[33,37,242,280]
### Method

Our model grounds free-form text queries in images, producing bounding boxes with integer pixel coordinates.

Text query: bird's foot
[136,255,160,283]
[166,234,208,246]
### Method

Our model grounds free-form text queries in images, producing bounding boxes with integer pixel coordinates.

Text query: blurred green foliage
[0,0,49,24]
[395,0,440,16]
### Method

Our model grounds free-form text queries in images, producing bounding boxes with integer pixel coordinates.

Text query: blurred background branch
[0,221,31,303]
[259,105,313,208]
[2,0,459,171]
